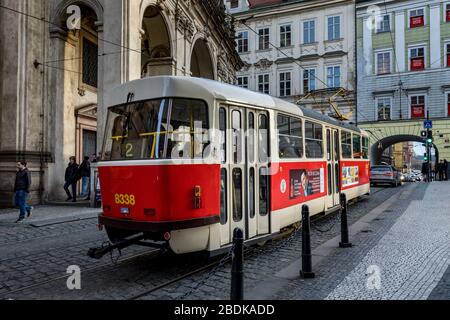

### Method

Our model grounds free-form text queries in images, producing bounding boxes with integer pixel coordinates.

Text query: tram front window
[102,98,209,161]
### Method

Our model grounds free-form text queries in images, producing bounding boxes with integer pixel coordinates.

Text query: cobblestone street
[0,182,448,300]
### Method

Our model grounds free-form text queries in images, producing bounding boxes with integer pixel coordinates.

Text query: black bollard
[300,205,315,279]
[231,228,244,301]
[339,193,353,248]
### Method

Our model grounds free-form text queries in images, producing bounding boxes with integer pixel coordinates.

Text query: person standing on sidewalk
[79,156,91,200]
[14,161,33,223]
[64,157,80,202]
[444,159,448,181]
[438,160,445,181]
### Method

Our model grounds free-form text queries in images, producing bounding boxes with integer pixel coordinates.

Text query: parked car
[370,165,403,187]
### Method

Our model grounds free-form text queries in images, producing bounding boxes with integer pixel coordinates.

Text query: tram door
[326,128,341,209]
[219,106,270,246]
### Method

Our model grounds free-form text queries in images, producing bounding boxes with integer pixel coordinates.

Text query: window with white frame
[446,4,450,22]
[258,74,270,94]
[303,69,316,93]
[446,43,450,67]
[409,46,425,71]
[237,76,249,89]
[409,8,425,28]
[303,20,315,44]
[327,66,341,88]
[258,28,270,50]
[279,72,292,97]
[327,16,341,41]
[377,14,391,33]
[376,97,392,121]
[410,94,426,118]
[236,31,249,53]
[376,51,392,74]
[447,92,450,117]
[280,24,292,47]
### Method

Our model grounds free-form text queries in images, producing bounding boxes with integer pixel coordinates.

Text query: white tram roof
[109,76,364,134]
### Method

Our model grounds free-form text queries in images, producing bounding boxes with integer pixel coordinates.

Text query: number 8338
[114,194,136,206]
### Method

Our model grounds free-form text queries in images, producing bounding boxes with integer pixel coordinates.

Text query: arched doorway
[141,6,173,77]
[190,39,214,79]
[371,135,439,168]
[48,2,101,200]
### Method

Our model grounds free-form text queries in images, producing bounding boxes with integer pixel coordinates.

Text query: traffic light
[421,130,427,138]
[427,131,433,144]
[424,153,429,161]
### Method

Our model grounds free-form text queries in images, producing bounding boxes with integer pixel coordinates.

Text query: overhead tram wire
[5,2,386,142]
[236,18,330,89]
[42,33,189,65]
[0,4,189,76]
[235,16,388,143]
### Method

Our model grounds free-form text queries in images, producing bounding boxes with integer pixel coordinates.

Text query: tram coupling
[87,234,169,260]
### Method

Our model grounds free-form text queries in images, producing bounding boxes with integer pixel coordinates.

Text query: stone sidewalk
[0,205,101,227]
[248,181,450,300]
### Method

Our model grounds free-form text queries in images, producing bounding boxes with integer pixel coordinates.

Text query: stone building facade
[0,0,242,207]
[357,0,450,162]
[226,0,356,122]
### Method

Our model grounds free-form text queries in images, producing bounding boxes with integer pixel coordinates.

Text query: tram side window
[341,131,352,159]
[168,99,209,159]
[259,167,269,216]
[259,114,270,163]
[220,169,228,225]
[353,134,362,159]
[362,137,369,159]
[305,121,323,159]
[219,108,227,164]
[232,168,243,222]
[277,115,303,159]
[232,111,243,164]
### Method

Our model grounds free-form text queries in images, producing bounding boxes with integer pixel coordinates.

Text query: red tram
[97,76,370,255]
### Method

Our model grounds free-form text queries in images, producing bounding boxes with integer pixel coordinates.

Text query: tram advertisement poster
[289,168,324,200]
[342,166,359,187]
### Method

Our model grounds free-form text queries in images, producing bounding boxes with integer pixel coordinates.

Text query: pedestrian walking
[421,162,429,182]
[14,161,33,223]
[444,159,449,181]
[64,157,81,202]
[438,160,445,181]
[79,156,91,200]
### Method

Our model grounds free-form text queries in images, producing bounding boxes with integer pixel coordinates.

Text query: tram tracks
[1,248,161,299]
[2,187,396,300]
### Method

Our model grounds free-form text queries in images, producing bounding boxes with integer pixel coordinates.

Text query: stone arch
[52,0,104,27]
[371,134,439,167]
[190,38,215,80]
[140,3,175,77]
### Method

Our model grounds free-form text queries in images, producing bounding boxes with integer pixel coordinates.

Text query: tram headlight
[120,207,130,215]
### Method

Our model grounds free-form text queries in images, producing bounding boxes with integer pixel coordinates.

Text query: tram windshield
[101,98,210,161]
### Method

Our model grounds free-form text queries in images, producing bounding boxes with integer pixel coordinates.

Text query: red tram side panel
[271,161,328,212]
[98,164,221,224]
[340,161,371,191]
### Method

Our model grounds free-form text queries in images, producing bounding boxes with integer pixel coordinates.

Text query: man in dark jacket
[79,156,91,200]
[64,157,80,202]
[14,161,33,223]
[444,160,449,181]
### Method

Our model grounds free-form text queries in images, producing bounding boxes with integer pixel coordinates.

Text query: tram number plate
[114,194,136,206]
